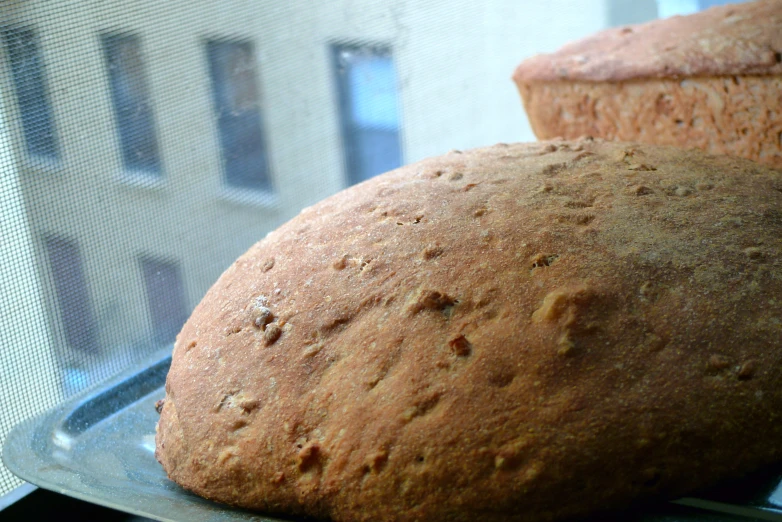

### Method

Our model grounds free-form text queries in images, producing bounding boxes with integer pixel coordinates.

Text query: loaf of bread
[156,139,782,522]
[513,0,782,169]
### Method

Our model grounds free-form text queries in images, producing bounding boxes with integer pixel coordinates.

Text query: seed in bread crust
[448,335,472,357]
[263,324,282,346]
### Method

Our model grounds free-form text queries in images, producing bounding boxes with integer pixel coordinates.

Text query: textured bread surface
[157,139,782,522]
[513,0,782,168]
[519,76,782,168]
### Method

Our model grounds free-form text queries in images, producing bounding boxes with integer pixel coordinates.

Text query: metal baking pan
[4,348,782,522]
[2,348,273,521]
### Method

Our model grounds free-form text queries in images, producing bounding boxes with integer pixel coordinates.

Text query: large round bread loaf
[512,0,782,169]
[156,139,782,521]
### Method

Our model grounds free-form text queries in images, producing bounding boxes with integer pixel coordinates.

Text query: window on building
[332,44,402,186]
[101,33,161,175]
[2,26,59,159]
[206,39,272,192]
[140,257,188,345]
[44,235,98,355]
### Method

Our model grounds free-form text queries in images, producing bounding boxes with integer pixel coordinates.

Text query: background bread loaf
[513,0,782,169]
[157,139,782,522]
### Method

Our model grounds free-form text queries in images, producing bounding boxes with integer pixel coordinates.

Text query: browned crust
[518,76,782,169]
[513,0,782,84]
[157,139,782,522]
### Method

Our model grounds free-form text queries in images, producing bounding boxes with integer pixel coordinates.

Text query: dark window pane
[140,257,188,345]
[44,236,98,354]
[102,33,161,174]
[333,45,402,185]
[206,39,271,191]
[2,27,59,159]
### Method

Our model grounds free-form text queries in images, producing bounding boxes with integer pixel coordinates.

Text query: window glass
[333,45,402,185]
[43,235,98,357]
[2,27,58,159]
[140,257,188,345]
[102,33,161,175]
[206,39,271,192]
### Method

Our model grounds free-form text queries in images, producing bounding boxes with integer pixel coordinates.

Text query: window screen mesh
[1,0,744,505]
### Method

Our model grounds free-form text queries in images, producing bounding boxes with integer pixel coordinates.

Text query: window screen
[0,0,740,509]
